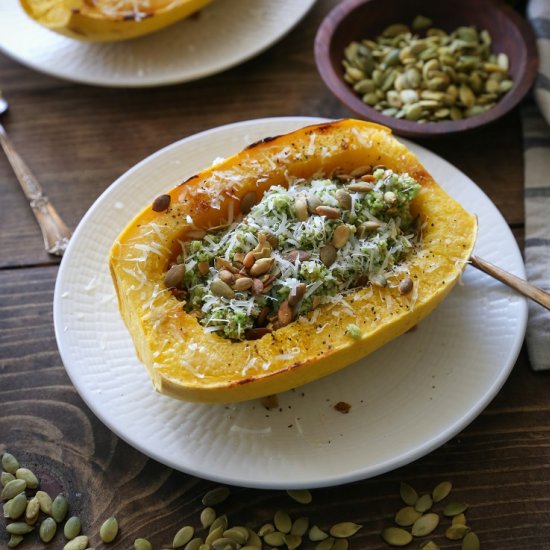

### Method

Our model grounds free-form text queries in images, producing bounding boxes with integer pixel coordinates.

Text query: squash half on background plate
[20,0,215,42]
[109,119,477,403]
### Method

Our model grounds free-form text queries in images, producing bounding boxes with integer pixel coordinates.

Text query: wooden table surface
[1,1,549,549]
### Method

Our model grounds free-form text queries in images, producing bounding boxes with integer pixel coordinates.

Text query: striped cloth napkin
[523,0,550,371]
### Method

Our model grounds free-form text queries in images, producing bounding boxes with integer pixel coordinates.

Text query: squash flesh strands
[19,0,214,42]
[110,120,477,403]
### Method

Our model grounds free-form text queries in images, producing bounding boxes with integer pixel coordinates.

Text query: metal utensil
[471,255,550,311]
[0,91,71,256]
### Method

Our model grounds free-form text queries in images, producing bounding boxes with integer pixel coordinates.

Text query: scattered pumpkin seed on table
[432,480,452,502]
[202,486,231,507]
[462,531,481,550]
[286,488,312,504]
[399,481,418,505]
[134,538,153,550]
[411,512,440,537]
[329,522,362,538]
[100,515,119,543]
[173,525,195,548]
[381,526,413,546]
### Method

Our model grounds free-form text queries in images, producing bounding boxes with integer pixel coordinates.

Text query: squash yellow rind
[109,119,477,403]
[19,0,214,42]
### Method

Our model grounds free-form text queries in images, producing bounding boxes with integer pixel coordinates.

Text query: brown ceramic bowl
[314,0,538,137]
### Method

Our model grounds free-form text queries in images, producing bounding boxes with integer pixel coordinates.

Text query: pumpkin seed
[278,300,293,326]
[320,244,337,267]
[7,535,23,548]
[206,526,225,544]
[7,493,27,520]
[2,453,20,474]
[25,495,40,524]
[291,516,309,536]
[346,182,374,193]
[432,481,452,502]
[3,500,10,518]
[315,205,341,219]
[394,506,421,527]
[381,526,413,546]
[63,535,89,550]
[335,189,352,210]
[284,534,302,549]
[36,490,52,514]
[315,537,335,550]
[174,526,195,548]
[201,507,216,529]
[52,494,69,523]
[452,513,467,525]
[443,501,469,517]
[329,522,362,538]
[1,479,26,501]
[100,516,119,543]
[446,524,470,540]
[309,525,329,542]
[64,516,82,540]
[250,257,275,277]
[415,494,433,513]
[199,545,211,550]
[263,531,285,546]
[134,538,153,550]
[14,467,38,489]
[420,542,441,550]
[233,277,253,291]
[333,539,349,550]
[1,472,15,486]
[224,527,249,545]
[39,516,57,542]
[246,528,262,548]
[210,279,235,299]
[257,523,275,537]
[273,510,292,534]
[462,531,480,550]
[332,225,351,249]
[186,537,205,550]
[6,522,34,535]
[400,482,418,506]
[411,513,439,537]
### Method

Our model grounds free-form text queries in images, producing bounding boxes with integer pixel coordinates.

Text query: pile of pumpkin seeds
[2,451,118,549]
[342,15,514,122]
[380,481,480,549]
[2,452,365,550]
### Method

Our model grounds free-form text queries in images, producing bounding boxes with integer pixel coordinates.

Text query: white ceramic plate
[0,0,315,87]
[53,117,527,489]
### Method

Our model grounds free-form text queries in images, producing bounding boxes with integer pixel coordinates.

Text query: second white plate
[53,117,527,488]
[0,0,316,87]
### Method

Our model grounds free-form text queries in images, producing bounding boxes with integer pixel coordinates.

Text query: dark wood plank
[1,265,549,549]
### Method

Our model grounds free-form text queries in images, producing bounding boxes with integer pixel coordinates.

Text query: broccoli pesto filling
[166,167,421,341]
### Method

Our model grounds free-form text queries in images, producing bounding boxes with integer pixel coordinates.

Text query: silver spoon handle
[0,122,71,256]
[470,255,550,310]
